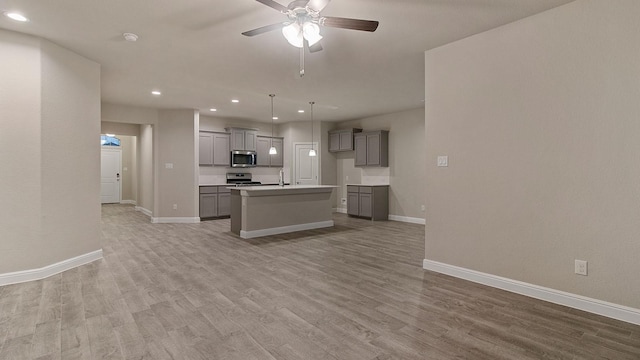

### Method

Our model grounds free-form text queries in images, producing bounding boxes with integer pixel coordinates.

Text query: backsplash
[361,167,390,185]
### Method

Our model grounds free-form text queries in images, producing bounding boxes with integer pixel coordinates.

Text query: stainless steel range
[226,173,262,187]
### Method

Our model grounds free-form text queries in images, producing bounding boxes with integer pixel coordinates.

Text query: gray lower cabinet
[346,185,389,220]
[199,186,231,219]
[354,130,389,167]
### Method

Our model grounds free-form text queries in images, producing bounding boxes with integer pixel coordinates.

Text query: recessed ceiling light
[105,133,115,137]
[272,116,278,120]
[151,90,161,96]
[5,12,29,22]
[209,108,217,112]
[231,99,239,103]
[298,110,305,113]
[123,33,138,42]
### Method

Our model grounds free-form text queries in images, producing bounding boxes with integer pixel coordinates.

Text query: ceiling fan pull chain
[299,46,305,77]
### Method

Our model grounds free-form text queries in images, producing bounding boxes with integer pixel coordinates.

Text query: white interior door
[101,148,122,204]
[294,143,318,185]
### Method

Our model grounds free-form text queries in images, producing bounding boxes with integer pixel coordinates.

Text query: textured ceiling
[0,0,574,122]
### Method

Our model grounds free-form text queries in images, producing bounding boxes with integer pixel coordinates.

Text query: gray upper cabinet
[354,130,389,167]
[199,133,214,166]
[212,132,230,166]
[328,128,361,152]
[228,128,257,151]
[256,136,283,167]
[199,131,230,167]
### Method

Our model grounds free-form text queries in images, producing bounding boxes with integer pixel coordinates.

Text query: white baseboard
[135,206,152,217]
[334,207,425,225]
[120,200,137,205]
[0,250,103,287]
[240,220,334,239]
[151,217,200,224]
[423,259,640,326]
[389,215,425,225]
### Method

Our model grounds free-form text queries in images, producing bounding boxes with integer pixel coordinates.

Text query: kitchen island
[230,185,336,239]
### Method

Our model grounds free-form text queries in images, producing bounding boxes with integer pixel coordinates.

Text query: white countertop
[230,185,337,191]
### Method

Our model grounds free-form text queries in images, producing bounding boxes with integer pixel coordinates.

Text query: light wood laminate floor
[1,204,639,359]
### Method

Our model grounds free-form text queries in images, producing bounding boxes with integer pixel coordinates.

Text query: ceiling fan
[242,0,379,54]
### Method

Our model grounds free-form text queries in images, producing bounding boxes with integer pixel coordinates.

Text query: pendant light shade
[282,22,303,48]
[269,94,277,155]
[309,101,317,157]
[282,21,323,48]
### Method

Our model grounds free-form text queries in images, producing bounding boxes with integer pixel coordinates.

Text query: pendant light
[308,101,317,157]
[269,94,277,155]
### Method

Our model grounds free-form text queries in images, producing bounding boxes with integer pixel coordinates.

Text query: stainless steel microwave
[230,150,257,168]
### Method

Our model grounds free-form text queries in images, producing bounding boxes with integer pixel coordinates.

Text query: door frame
[293,142,319,185]
[101,147,122,204]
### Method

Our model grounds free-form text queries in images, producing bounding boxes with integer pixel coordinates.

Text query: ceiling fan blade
[242,23,284,37]
[309,41,323,53]
[320,16,379,32]
[255,0,289,13]
[307,0,331,12]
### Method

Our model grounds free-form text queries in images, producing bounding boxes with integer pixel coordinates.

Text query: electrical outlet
[421,205,425,211]
[575,260,588,276]
[172,204,178,210]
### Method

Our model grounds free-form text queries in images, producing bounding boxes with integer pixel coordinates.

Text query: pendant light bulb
[282,22,303,48]
[269,94,277,155]
[309,101,317,157]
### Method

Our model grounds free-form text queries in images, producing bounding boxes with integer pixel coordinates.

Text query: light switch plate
[165,163,173,169]
[437,156,448,167]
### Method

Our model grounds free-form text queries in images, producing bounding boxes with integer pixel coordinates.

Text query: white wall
[0,29,101,274]
[424,0,640,309]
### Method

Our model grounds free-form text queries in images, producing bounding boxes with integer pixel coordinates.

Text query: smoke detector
[123,33,138,42]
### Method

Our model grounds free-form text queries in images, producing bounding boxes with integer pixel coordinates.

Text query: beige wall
[118,136,137,202]
[137,125,154,212]
[424,0,640,308]
[154,110,198,218]
[334,108,426,219]
[102,102,159,125]
[102,121,140,137]
[0,29,101,273]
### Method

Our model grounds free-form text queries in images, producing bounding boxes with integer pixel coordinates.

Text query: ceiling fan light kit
[243,0,378,76]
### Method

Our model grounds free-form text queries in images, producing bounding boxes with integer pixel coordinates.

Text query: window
[101,135,121,146]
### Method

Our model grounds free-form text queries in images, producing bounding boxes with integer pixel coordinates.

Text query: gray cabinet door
[256,137,271,166]
[245,130,257,151]
[359,193,372,218]
[199,133,213,166]
[212,133,230,166]
[339,131,353,151]
[271,138,283,167]
[231,129,245,150]
[199,193,218,218]
[366,133,381,166]
[354,135,367,166]
[329,133,340,152]
[217,193,231,216]
[347,192,360,215]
